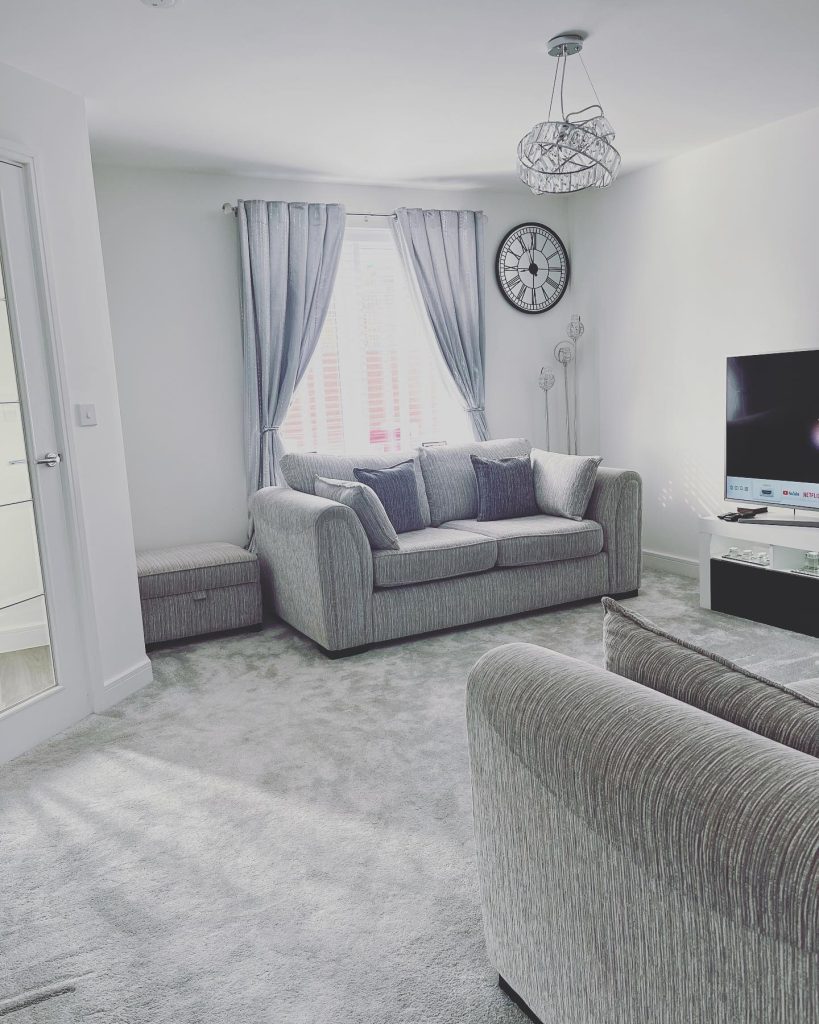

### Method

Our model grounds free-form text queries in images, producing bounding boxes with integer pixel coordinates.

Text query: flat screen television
[726,349,819,512]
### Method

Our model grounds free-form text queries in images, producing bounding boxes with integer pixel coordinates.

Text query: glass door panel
[0,403,30,504]
[0,502,44,606]
[0,301,17,401]
[0,157,91,760]
[0,284,55,714]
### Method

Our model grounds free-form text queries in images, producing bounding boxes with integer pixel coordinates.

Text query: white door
[0,158,90,762]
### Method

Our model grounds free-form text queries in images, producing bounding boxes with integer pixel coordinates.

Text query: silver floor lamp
[538,367,556,449]
[550,314,585,455]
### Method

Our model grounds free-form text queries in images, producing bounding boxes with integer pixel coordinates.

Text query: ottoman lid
[136,542,259,600]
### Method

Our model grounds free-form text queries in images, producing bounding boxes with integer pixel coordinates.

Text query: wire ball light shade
[518,110,620,193]
[518,35,621,195]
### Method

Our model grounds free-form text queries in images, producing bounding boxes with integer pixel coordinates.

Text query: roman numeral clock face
[495,223,569,314]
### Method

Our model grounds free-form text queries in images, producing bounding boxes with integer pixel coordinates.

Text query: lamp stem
[572,351,578,454]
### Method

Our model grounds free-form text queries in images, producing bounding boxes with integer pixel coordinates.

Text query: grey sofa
[250,438,641,653]
[466,642,819,1024]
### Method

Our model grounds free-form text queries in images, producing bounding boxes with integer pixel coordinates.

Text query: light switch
[77,404,97,427]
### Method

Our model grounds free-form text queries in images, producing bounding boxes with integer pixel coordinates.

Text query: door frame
[0,140,100,759]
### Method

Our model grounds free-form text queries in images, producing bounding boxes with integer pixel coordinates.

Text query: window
[281,221,470,454]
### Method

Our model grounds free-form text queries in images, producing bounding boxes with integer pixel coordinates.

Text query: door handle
[35,452,62,468]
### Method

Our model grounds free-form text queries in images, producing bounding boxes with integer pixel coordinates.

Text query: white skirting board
[93,657,154,713]
[642,548,698,579]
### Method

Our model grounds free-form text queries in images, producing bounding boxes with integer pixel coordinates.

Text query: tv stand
[736,517,819,528]
[699,516,819,638]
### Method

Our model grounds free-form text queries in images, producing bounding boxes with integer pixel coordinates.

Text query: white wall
[94,166,580,550]
[0,63,150,709]
[93,109,819,573]
[568,106,819,570]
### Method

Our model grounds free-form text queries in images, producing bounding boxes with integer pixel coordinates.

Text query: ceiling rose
[517,33,621,195]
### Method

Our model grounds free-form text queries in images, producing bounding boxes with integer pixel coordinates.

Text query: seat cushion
[419,438,531,526]
[280,449,431,526]
[372,527,497,588]
[442,515,603,567]
[792,677,819,702]
[602,597,819,758]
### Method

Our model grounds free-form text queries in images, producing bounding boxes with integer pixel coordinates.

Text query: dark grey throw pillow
[602,597,819,758]
[353,461,425,534]
[470,454,539,522]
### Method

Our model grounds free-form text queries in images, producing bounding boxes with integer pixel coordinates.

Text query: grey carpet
[0,570,816,1022]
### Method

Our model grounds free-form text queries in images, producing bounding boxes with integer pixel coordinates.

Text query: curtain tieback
[468,405,485,413]
[261,425,279,435]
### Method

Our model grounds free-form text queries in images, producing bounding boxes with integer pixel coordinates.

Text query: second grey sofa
[250,438,642,653]
[467,641,819,1024]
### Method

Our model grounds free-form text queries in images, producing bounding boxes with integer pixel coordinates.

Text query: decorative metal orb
[566,314,585,341]
[554,341,575,366]
[538,367,556,392]
[518,111,621,195]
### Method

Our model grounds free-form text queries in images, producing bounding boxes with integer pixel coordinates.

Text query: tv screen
[726,350,819,510]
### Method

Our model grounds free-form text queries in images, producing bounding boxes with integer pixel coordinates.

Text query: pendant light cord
[547,53,560,120]
[547,44,605,125]
[579,52,603,110]
[547,48,570,121]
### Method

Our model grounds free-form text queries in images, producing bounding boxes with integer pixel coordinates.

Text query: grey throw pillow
[353,461,425,534]
[531,449,602,520]
[470,454,539,522]
[314,476,399,551]
[602,597,819,758]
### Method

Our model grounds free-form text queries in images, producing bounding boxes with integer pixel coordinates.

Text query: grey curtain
[239,201,345,500]
[394,208,489,441]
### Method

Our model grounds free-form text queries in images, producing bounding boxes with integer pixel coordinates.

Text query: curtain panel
[394,208,489,441]
[238,200,345,513]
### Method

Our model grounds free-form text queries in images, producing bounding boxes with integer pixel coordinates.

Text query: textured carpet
[1,570,817,1022]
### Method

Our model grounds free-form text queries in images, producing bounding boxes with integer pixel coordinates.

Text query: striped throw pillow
[470,454,539,522]
[314,477,399,551]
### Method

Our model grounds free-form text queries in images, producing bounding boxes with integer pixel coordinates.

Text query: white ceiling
[1,0,818,188]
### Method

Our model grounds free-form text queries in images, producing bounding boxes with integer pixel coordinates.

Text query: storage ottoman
[136,542,263,645]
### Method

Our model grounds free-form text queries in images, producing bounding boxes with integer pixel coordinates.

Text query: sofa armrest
[466,643,819,1023]
[250,487,373,651]
[585,466,642,593]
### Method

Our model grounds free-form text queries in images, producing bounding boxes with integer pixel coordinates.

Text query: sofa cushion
[531,448,602,520]
[792,678,819,702]
[372,527,497,588]
[419,438,531,526]
[280,450,431,526]
[471,454,539,522]
[353,461,426,534]
[314,477,399,550]
[602,597,819,758]
[443,515,603,567]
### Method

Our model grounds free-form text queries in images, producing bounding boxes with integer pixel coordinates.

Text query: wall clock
[495,222,569,314]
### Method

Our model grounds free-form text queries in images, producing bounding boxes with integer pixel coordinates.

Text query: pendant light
[517,34,621,195]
